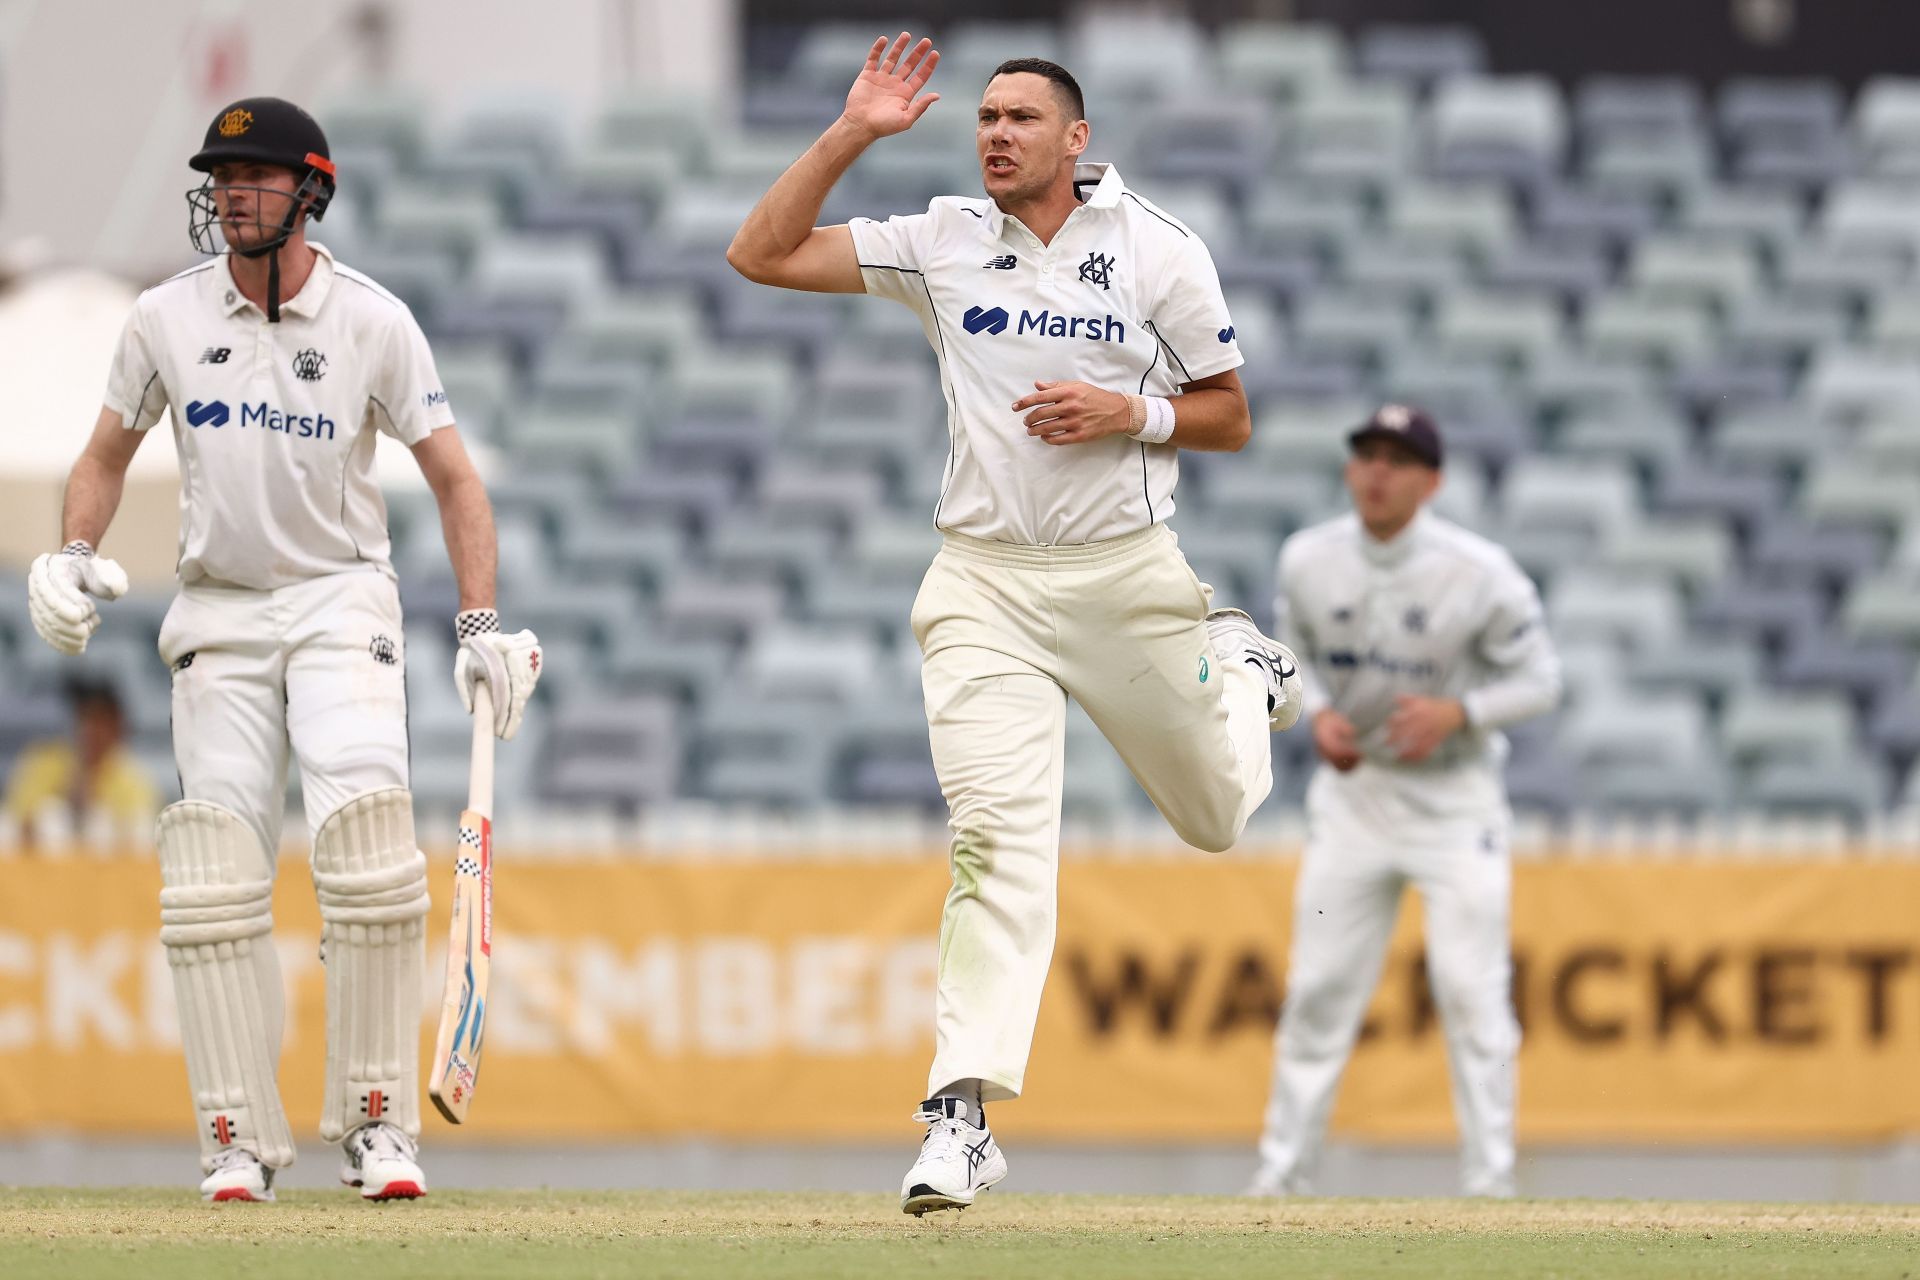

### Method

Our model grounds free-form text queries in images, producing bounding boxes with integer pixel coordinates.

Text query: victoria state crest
[217,108,254,137]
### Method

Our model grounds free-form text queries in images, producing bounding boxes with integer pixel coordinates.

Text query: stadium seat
[1721,690,1857,764]
[1678,185,1805,250]
[1073,15,1213,99]
[1633,634,1763,705]
[1217,23,1347,99]
[1584,294,1717,366]
[1627,235,1764,305]
[1559,693,1711,769]
[1718,78,1843,144]
[1546,569,1685,650]
[1482,237,1611,302]
[1248,397,1377,470]
[1431,77,1567,169]
[1530,182,1659,244]
[1339,236,1472,300]
[1822,182,1920,252]
[1290,292,1417,359]
[1800,460,1918,529]
[1355,25,1487,84]
[540,696,682,813]
[1385,182,1517,252]
[1598,517,1730,589]
[1577,77,1704,142]
[941,23,1066,89]
[1585,133,1713,194]
[1554,401,1693,475]
[1723,295,1851,359]
[1855,78,1920,155]
[1431,291,1565,364]
[1243,182,1372,253]
[1504,458,1641,539]
[1748,517,1885,584]
[1742,756,1887,824]
[1842,572,1920,643]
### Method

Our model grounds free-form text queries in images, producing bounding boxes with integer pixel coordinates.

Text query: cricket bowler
[25,97,542,1202]
[1248,406,1562,1199]
[727,34,1304,1214]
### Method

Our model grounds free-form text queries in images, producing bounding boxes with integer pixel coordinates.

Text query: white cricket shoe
[1242,1162,1308,1198]
[339,1122,427,1201]
[900,1098,1007,1216]
[201,1146,275,1203]
[1206,608,1304,731]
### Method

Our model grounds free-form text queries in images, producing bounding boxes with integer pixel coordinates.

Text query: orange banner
[1,852,1917,1144]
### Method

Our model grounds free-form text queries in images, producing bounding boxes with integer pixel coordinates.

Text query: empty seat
[1431,291,1565,363]
[1599,518,1731,589]
[1483,237,1611,302]
[1586,133,1712,193]
[1843,572,1920,642]
[1747,517,1885,583]
[1800,460,1918,528]
[657,572,787,643]
[1504,458,1641,538]
[1218,23,1346,98]
[1559,693,1711,769]
[742,626,887,703]
[1340,236,1472,298]
[1721,690,1856,764]
[540,696,681,812]
[1356,25,1486,83]
[1584,294,1716,365]
[1742,756,1886,824]
[1524,349,1657,409]
[1723,295,1850,357]
[1577,77,1704,140]
[1547,570,1684,650]
[1775,632,1914,702]
[1692,576,1826,644]
[1628,235,1763,304]
[1430,76,1567,167]
[1244,182,1372,252]
[1385,182,1517,251]
[1290,292,1416,358]
[1633,635,1762,703]
[1073,15,1212,96]
[1530,182,1659,243]
[1718,79,1843,143]
[1554,401,1691,473]
[1822,182,1920,251]
[1856,78,1920,154]
[1248,397,1377,470]
[1678,185,1805,248]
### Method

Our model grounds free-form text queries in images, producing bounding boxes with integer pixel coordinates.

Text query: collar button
[225,291,236,304]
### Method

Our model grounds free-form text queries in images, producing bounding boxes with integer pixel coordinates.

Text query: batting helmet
[186,96,336,258]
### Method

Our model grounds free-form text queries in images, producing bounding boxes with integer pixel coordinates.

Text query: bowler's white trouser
[1257,761,1519,1196]
[912,524,1273,1101]
[160,571,412,854]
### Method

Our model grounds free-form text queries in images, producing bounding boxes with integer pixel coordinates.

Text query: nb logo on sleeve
[184,400,230,428]
[1217,326,1236,344]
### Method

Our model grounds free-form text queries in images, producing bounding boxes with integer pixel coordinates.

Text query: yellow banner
[1,852,1917,1143]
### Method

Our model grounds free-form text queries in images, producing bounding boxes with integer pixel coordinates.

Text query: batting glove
[453,609,542,740]
[27,541,129,655]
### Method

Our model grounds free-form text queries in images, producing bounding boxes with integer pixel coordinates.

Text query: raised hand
[843,32,941,139]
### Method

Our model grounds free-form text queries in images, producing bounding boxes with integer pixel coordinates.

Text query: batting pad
[156,800,296,1171]
[312,788,429,1141]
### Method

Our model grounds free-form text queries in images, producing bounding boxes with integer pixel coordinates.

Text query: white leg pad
[312,787,429,1142]
[157,800,296,1172]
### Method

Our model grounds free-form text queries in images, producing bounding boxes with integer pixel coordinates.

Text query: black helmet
[186,97,337,322]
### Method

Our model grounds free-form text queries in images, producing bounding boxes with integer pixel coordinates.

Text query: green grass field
[2,1190,1917,1279]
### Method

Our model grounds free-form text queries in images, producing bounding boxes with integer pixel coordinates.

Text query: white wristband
[1129,395,1175,445]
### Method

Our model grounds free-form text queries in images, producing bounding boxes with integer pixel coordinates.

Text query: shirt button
[225,291,236,304]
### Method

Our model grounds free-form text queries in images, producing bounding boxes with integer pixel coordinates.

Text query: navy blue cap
[1348,403,1443,468]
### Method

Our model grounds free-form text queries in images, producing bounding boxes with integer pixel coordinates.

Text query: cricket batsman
[25,97,542,1202]
[728,34,1303,1214]
[1247,406,1562,1199]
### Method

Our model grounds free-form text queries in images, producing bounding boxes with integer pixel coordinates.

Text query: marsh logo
[962,305,1127,344]
[184,400,230,428]
[963,305,1009,335]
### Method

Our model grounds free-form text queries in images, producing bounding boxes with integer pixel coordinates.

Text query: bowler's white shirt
[102,243,454,590]
[1277,510,1563,772]
[849,163,1242,546]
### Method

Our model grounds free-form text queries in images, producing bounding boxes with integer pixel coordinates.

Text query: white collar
[986,162,1126,239]
[215,241,335,319]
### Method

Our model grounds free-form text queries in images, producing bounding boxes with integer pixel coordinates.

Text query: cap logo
[1376,403,1413,430]
[217,108,254,137]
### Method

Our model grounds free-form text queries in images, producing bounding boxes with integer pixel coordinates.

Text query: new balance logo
[982,254,1017,269]
[962,305,1010,335]
[1218,326,1236,344]
[184,399,230,428]
[198,347,232,364]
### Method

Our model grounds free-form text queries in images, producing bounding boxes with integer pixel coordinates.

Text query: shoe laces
[351,1121,418,1164]
[207,1146,262,1174]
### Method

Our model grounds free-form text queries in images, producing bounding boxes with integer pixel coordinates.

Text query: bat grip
[469,680,497,819]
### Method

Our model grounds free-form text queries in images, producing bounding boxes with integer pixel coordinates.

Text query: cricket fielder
[25,97,542,1202]
[728,34,1303,1214]
[1247,406,1562,1199]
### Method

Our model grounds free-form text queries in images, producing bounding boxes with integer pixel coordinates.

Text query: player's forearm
[1170,387,1251,452]
[60,452,127,548]
[1462,665,1562,730]
[727,117,874,278]
[435,475,498,612]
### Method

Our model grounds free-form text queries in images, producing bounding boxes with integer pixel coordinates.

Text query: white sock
[933,1079,986,1128]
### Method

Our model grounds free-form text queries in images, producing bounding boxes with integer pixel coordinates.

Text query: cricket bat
[429,681,494,1124]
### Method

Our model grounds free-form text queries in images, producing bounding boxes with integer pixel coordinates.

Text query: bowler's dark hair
[988,58,1085,121]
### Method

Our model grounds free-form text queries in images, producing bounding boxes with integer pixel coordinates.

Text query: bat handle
[469,681,497,820]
